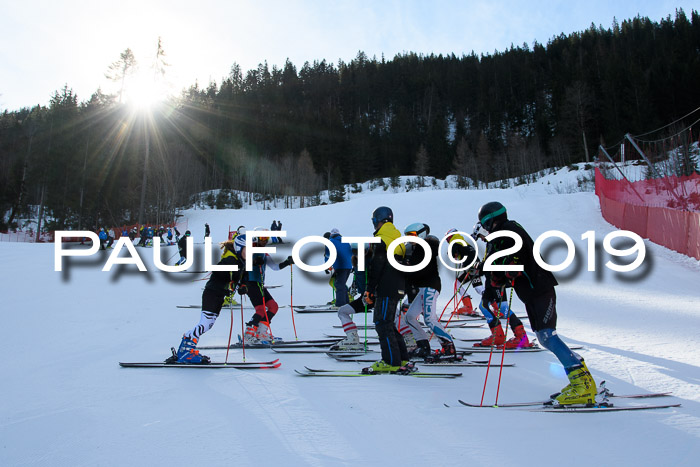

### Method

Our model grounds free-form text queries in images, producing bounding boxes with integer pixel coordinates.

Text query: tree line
[1,9,698,231]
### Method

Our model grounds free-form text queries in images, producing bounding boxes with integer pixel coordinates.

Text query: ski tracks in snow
[206,371,362,466]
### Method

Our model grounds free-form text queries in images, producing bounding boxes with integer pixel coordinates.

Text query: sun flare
[124,71,166,111]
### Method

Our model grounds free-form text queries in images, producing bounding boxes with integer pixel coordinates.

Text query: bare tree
[105,48,137,103]
[414,144,429,187]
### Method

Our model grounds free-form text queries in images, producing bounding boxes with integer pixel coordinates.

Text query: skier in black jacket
[175,230,191,266]
[401,222,457,359]
[477,201,596,405]
[363,206,408,372]
[172,240,244,363]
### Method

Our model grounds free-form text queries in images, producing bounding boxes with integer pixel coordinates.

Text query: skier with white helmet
[400,222,457,359]
[235,232,293,344]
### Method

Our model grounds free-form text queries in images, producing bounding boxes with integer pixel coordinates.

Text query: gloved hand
[325,266,334,275]
[280,256,293,269]
[253,255,265,266]
[490,271,507,288]
[362,291,375,306]
[504,260,522,281]
[482,287,498,305]
[237,283,248,295]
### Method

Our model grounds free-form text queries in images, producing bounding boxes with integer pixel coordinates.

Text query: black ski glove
[279,256,293,269]
[237,283,248,295]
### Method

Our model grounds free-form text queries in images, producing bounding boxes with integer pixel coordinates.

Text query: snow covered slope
[2,175,700,466]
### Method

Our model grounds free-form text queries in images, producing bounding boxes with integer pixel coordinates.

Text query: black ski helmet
[372,206,393,229]
[478,202,507,231]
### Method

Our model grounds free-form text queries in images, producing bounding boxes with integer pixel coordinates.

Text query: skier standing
[401,223,456,358]
[476,201,596,405]
[446,226,530,348]
[238,233,293,344]
[330,245,373,351]
[175,230,191,266]
[98,228,107,250]
[363,206,409,372]
[324,228,353,308]
[205,223,210,238]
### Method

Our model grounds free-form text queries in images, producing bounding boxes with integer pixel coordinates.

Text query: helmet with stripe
[478,202,507,232]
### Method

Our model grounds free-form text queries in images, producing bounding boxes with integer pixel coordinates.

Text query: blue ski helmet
[371,206,393,229]
[234,234,247,254]
[404,222,430,239]
[478,202,507,232]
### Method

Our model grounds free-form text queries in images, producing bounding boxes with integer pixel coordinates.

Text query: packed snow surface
[2,170,700,466]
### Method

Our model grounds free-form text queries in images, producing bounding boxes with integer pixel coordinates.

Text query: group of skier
[329,202,595,405]
[173,202,597,406]
[174,229,293,364]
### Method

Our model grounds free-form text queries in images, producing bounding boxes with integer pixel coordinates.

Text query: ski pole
[240,299,246,361]
[494,285,515,406]
[479,285,506,407]
[290,264,298,340]
[431,278,471,343]
[364,269,368,352]
[437,272,470,323]
[225,298,234,364]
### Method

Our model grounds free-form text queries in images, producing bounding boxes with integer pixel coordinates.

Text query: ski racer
[324,228,353,308]
[175,230,191,266]
[173,240,244,363]
[363,206,409,372]
[401,222,457,359]
[476,201,596,405]
[238,233,293,344]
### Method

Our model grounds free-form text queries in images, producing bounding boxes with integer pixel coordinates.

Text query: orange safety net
[595,168,700,260]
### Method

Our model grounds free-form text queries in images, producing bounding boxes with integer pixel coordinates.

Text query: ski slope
[2,169,700,466]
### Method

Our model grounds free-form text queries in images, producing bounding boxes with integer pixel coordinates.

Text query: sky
[0,0,697,111]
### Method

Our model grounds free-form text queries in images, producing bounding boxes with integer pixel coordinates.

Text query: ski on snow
[199,337,342,350]
[447,382,677,411]
[296,367,462,378]
[272,348,380,355]
[119,358,281,369]
[460,340,583,353]
[331,355,510,367]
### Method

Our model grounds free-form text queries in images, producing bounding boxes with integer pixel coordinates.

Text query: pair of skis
[119,358,281,369]
[446,382,680,412]
[331,355,514,368]
[295,366,462,379]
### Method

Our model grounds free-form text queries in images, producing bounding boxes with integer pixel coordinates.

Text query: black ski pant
[373,296,408,366]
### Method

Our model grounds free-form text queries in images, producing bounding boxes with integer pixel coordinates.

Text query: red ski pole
[494,285,515,406]
[479,286,507,407]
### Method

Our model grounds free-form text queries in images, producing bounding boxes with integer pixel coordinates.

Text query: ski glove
[237,283,248,295]
[504,259,522,280]
[362,291,375,306]
[279,256,293,269]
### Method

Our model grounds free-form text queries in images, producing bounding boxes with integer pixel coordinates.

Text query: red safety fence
[595,168,700,260]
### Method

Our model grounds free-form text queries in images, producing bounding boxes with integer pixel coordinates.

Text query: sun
[124,70,167,111]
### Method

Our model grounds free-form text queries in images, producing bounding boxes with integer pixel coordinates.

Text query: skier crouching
[173,240,243,363]
[476,201,596,405]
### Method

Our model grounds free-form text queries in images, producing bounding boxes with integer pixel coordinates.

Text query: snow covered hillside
[2,172,700,466]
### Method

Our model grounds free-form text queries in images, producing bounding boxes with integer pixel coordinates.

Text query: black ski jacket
[404,235,441,293]
[486,219,558,303]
